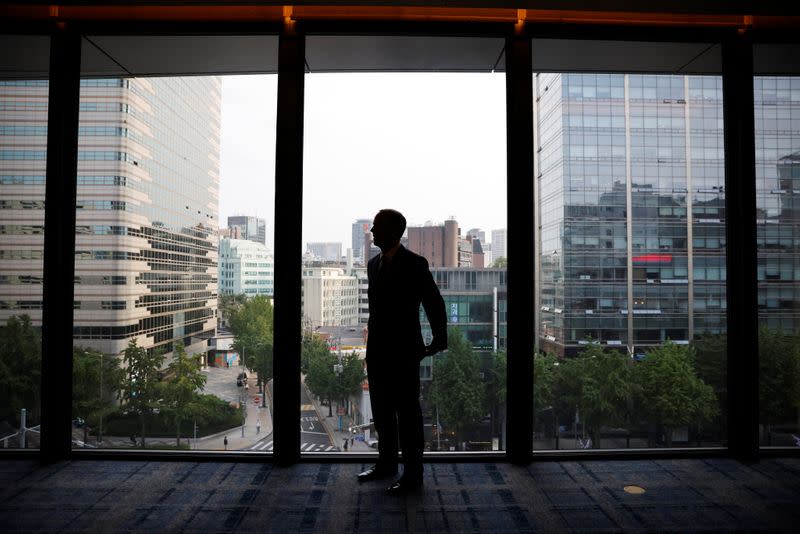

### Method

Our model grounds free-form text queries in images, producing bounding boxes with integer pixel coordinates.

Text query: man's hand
[424,336,447,356]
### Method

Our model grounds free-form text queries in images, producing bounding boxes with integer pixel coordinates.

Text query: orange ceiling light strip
[1,4,790,29]
[290,6,518,23]
[520,9,746,28]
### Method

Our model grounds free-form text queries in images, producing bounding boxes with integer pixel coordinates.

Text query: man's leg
[367,366,398,471]
[396,366,424,483]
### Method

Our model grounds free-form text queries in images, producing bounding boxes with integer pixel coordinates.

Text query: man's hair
[377,208,406,240]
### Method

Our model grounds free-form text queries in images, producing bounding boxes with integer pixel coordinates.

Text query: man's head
[371,209,406,252]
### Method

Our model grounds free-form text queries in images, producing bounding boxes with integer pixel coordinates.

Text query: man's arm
[419,259,447,355]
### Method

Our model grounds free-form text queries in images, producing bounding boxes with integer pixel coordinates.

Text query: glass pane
[71,70,277,450]
[756,75,800,447]
[534,72,726,450]
[302,71,507,455]
[0,36,49,449]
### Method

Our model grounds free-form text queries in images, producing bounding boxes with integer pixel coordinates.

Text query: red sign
[632,254,672,263]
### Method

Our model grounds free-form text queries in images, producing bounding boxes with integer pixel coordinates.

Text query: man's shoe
[357,465,397,483]
[386,477,423,495]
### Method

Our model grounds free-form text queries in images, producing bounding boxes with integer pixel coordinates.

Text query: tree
[121,339,165,448]
[487,350,507,440]
[490,257,507,268]
[301,332,329,375]
[533,352,557,429]
[229,295,274,406]
[692,333,727,440]
[0,315,42,426]
[428,327,485,449]
[72,346,123,442]
[758,326,800,442]
[304,338,338,416]
[163,342,207,447]
[633,341,718,446]
[336,351,366,405]
[218,293,247,328]
[552,341,632,447]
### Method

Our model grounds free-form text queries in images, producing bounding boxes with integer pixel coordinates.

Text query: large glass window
[300,36,507,454]
[71,35,278,451]
[755,75,800,447]
[0,35,50,449]
[533,67,727,450]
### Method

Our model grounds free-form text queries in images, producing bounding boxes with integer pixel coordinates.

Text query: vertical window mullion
[506,31,535,464]
[41,26,81,463]
[722,30,758,462]
[273,25,305,465]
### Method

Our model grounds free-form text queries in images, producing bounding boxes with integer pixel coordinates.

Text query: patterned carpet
[0,458,798,532]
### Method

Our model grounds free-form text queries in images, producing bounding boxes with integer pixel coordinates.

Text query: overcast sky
[220,73,507,251]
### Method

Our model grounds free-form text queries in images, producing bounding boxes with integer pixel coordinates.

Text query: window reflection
[535,73,726,449]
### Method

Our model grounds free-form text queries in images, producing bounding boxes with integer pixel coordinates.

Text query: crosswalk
[248,440,339,452]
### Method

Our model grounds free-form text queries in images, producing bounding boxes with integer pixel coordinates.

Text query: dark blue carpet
[0,458,798,532]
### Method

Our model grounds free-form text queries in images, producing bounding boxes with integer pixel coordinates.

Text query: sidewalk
[195,373,273,451]
[304,379,371,453]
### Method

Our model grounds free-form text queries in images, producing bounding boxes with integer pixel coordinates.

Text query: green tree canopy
[633,341,718,446]
[121,339,165,448]
[490,257,507,268]
[0,315,42,426]
[301,332,329,375]
[533,352,557,417]
[758,326,800,429]
[229,295,274,405]
[163,342,207,446]
[72,347,123,437]
[304,336,337,416]
[553,341,632,447]
[428,327,485,449]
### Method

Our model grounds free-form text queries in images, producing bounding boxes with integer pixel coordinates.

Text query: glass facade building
[219,237,274,297]
[1,77,221,357]
[535,73,727,356]
[227,215,266,246]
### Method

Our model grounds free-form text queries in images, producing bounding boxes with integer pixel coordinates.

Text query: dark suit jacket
[366,245,446,365]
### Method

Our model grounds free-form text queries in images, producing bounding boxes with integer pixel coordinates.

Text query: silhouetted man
[357,209,447,494]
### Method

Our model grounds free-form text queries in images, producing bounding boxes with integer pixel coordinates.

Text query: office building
[534,73,727,356]
[351,218,372,264]
[301,266,358,328]
[306,241,342,262]
[407,219,460,267]
[227,215,266,245]
[218,237,274,297]
[491,228,507,261]
[0,76,220,357]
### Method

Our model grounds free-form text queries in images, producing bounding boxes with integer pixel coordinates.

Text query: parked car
[367,438,379,449]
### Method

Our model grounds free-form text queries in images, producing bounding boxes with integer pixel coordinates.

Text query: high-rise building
[466,228,486,244]
[534,73,727,356]
[301,266,359,328]
[0,77,221,358]
[227,215,266,245]
[306,241,342,262]
[351,218,372,263]
[407,219,460,267]
[755,78,800,334]
[491,229,507,261]
[219,238,273,297]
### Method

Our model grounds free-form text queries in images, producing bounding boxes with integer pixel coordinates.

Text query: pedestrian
[356,209,447,495]
[256,419,261,434]
[224,435,228,450]
[343,438,349,451]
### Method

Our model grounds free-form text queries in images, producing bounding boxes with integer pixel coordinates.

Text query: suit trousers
[367,357,423,481]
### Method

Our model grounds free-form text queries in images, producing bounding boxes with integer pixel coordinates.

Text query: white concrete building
[219,237,274,297]
[301,266,358,327]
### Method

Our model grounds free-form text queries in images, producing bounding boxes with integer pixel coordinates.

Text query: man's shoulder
[398,246,429,267]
